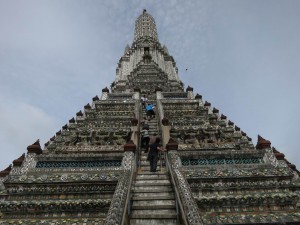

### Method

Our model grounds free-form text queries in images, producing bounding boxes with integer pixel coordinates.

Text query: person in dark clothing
[148,137,165,172]
[141,127,150,153]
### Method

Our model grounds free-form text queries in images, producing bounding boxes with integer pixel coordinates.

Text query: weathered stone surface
[1,9,299,225]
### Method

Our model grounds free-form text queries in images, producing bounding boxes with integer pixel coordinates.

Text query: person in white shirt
[141,95,148,109]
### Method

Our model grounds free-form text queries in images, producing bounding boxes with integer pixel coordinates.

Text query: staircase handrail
[137,101,143,170]
[166,151,204,225]
[156,99,163,171]
[166,155,189,225]
[120,98,141,225]
[121,98,142,225]
[156,96,187,224]
[120,151,137,225]
[104,151,134,225]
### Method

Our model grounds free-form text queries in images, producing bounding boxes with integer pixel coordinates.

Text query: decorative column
[19,140,41,175]
[133,88,141,128]
[155,87,163,100]
[155,88,164,125]
[133,87,140,100]
[130,117,139,147]
[0,165,12,178]
[123,140,136,167]
[186,86,194,99]
[101,87,110,100]
[258,135,279,167]
[10,154,25,175]
[195,93,203,107]
[161,118,170,148]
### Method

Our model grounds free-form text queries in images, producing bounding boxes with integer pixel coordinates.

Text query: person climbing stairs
[128,101,178,225]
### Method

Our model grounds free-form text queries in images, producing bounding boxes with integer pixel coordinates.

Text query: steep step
[130,219,177,225]
[132,199,176,209]
[131,209,177,219]
[139,166,163,172]
[139,160,164,167]
[136,174,168,180]
[135,179,171,186]
[132,192,175,200]
[133,185,173,193]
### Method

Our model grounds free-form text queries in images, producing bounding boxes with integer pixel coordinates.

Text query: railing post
[105,142,136,225]
[101,87,110,100]
[167,146,204,225]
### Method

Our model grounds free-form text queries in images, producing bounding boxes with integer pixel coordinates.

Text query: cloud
[0,97,59,169]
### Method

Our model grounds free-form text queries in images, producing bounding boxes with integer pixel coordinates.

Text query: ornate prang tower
[112,9,183,96]
[1,10,300,225]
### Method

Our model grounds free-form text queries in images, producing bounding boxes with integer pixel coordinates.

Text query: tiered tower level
[1,10,300,225]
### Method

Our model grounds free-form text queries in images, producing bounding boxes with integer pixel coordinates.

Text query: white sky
[0,0,300,170]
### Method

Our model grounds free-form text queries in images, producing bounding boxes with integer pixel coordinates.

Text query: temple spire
[134,9,159,43]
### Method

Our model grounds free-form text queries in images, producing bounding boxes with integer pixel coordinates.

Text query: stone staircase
[130,151,178,225]
[129,104,178,225]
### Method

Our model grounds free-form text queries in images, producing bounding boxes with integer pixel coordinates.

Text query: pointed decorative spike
[272,147,285,159]
[50,136,55,141]
[92,95,99,101]
[228,120,234,126]
[44,141,50,147]
[134,9,158,43]
[27,140,42,155]
[186,86,193,92]
[256,135,271,149]
[102,87,109,93]
[0,165,12,177]
[235,126,240,131]
[69,117,75,123]
[84,103,91,109]
[13,154,25,167]
[212,108,219,113]
[195,93,202,99]
[241,131,247,136]
[76,110,83,116]
[56,130,61,136]
[247,136,252,141]
[62,124,68,130]
[221,114,227,120]
[204,101,211,107]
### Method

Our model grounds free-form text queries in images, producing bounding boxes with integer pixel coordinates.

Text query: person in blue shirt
[146,103,155,120]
